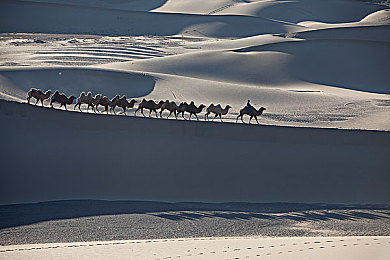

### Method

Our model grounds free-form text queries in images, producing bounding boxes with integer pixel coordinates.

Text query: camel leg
[123,107,126,115]
[40,99,44,106]
[64,104,68,111]
[195,114,199,120]
[255,116,259,124]
[35,98,39,105]
[236,115,239,123]
[249,115,253,124]
[154,110,158,117]
[213,114,218,121]
[219,114,223,122]
[167,111,172,118]
[148,109,152,117]
[205,112,209,121]
[241,115,245,123]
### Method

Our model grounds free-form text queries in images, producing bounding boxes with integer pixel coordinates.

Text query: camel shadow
[0,200,389,229]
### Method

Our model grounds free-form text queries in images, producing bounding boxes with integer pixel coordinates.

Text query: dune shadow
[0,68,156,100]
[235,39,390,94]
[0,200,388,229]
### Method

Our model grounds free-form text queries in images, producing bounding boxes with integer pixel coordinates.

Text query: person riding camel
[246,100,252,113]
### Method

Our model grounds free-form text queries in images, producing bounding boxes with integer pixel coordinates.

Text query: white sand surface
[1,236,390,260]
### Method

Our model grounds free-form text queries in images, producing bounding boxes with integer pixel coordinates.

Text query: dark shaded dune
[0,0,299,38]
[236,0,385,23]
[0,68,156,99]
[234,39,390,94]
[289,25,390,42]
[0,100,389,205]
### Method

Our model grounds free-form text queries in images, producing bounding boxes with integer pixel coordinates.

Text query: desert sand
[0,0,389,258]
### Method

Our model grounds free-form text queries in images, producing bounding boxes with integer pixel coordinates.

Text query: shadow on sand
[0,200,389,229]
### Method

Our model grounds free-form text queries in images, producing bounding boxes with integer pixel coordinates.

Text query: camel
[96,95,119,114]
[160,100,179,119]
[205,104,232,121]
[50,91,76,110]
[178,101,205,120]
[177,102,190,119]
[236,106,266,124]
[91,94,102,113]
[111,95,137,115]
[74,92,94,111]
[26,88,52,106]
[135,99,164,117]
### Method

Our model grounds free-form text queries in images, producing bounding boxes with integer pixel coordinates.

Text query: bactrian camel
[135,99,164,117]
[111,95,137,115]
[178,101,205,120]
[26,88,52,106]
[205,104,231,122]
[74,92,94,111]
[236,106,266,124]
[50,91,76,110]
[160,100,179,119]
[95,95,119,114]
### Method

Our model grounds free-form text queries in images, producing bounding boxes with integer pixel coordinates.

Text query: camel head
[260,107,266,111]
[158,100,164,106]
[45,90,52,95]
[69,96,76,103]
[199,104,206,110]
[87,92,92,97]
[127,99,137,107]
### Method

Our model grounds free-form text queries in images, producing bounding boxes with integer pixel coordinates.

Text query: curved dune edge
[1,236,389,259]
[0,67,156,101]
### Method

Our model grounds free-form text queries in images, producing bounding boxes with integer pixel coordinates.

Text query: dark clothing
[247,101,252,113]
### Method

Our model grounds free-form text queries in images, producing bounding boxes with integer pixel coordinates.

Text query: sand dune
[0,68,156,101]
[0,0,300,38]
[203,0,385,23]
[2,236,390,260]
[1,100,389,205]
[0,0,389,257]
[113,38,390,94]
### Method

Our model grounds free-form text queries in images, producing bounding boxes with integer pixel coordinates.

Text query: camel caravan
[26,88,266,124]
